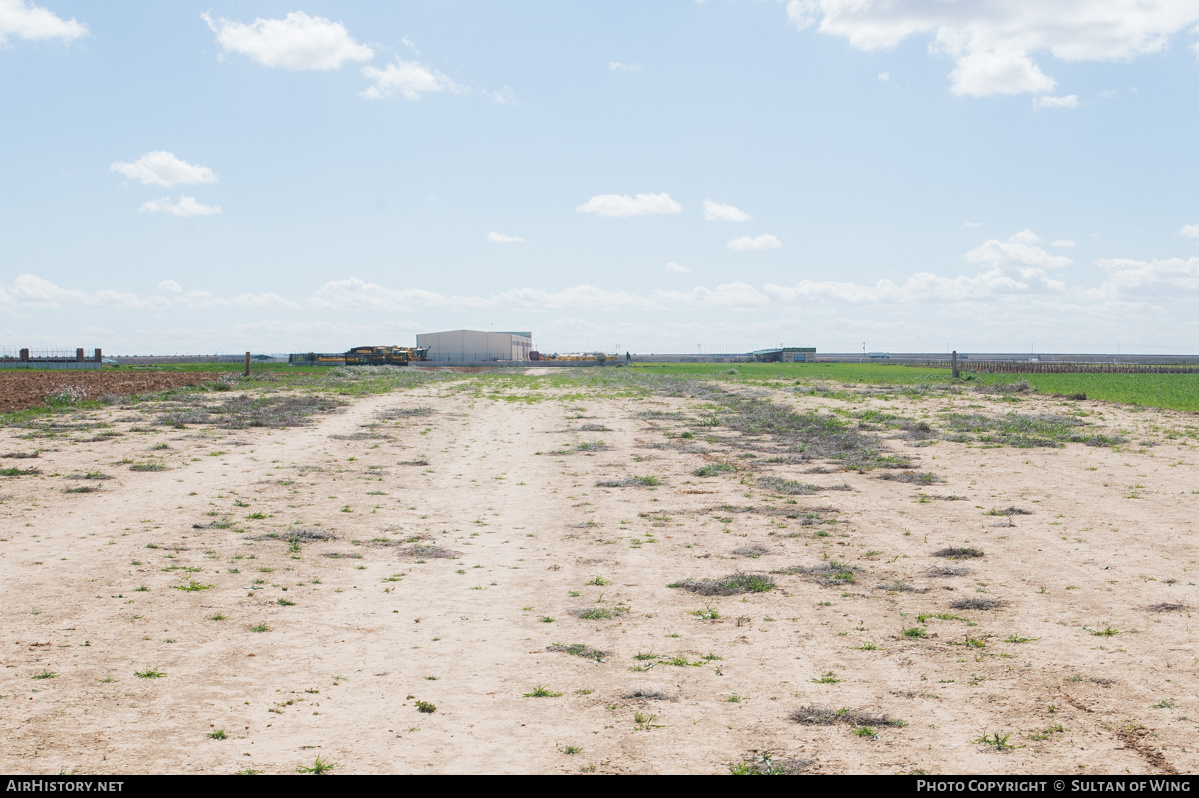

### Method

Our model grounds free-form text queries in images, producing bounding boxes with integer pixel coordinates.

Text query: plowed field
[0,370,219,413]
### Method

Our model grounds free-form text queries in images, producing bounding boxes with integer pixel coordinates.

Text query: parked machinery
[343,345,430,366]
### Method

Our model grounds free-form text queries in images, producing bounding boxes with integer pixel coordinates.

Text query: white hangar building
[416,330,533,363]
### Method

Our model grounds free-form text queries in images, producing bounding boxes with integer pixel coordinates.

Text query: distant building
[750,347,816,363]
[417,330,533,362]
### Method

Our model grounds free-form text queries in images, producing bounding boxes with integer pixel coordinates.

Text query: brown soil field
[1,371,1197,774]
[0,371,220,414]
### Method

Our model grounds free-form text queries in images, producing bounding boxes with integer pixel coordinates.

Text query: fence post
[244,351,251,377]
[20,348,28,362]
[951,351,958,379]
[94,348,102,363]
[76,348,84,362]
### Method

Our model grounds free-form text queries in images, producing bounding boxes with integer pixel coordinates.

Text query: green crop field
[95,360,1199,413]
[629,362,1199,413]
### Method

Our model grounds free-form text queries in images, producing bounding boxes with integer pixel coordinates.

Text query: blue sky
[3,0,1199,355]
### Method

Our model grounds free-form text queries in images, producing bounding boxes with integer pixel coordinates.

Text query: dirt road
[1,380,1196,774]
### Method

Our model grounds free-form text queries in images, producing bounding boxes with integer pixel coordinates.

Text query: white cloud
[656,282,770,307]
[202,11,372,71]
[576,193,682,218]
[401,36,419,54]
[1034,94,1080,109]
[1093,256,1199,296]
[487,231,525,244]
[110,151,218,188]
[702,199,751,222]
[949,49,1056,97]
[488,86,517,104]
[0,274,168,310]
[727,234,782,251]
[176,290,298,309]
[361,58,464,100]
[965,221,982,227]
[0,0,86,44]
[1179,223,1199,238]
[609,62,641,72]
[310,278,663,312]
[1051,239,1077,247]
[963,230,1072,270]
[665,262,691,273]
[158,280,183,293]
[138,196,222,217]
[878,71,890,82]
[786,1,1199,97]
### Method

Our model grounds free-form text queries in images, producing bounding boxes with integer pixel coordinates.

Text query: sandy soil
[2,376,1197,774]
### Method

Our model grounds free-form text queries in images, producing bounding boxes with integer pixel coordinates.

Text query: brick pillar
[76,348,84,362]
[94,348,102,362]
[19,348,28,362]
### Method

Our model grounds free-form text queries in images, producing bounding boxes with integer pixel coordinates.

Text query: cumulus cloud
[785,1,1199,97]
[665,262,691,273]
[0,0,86,44]
[487,231,525,244]
[176,290,298,309]
[158,279,183,293]
[576,193,682,218]
[1179,223,1199,238]
[309,278,664,312]
[1034,94,1080,109]
[702,199,751,222]
[202,10,373,71]
[138,196,222,217]
[488,86,517,104]
[727,234,782,251]
[0,274,169,310]
[656,282,770,307]
[609,61,641,72]
[110,152,218,188]
[962,231,1072,278]
[361,58,465,100]
[878,71,890,82]
[1092,257,1199,297]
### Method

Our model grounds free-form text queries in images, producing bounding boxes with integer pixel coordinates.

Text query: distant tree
[595,352,607,367]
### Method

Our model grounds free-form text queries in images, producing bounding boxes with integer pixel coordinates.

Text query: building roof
[418,329,532,339]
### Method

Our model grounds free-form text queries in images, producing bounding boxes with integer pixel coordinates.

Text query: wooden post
[244,351,251,377]
[951,350,959,379]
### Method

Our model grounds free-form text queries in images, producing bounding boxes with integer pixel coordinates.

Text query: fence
[0,347,102,370]
[904,360,1199,374]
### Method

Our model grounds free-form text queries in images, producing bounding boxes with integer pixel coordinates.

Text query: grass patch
[694,463,736,477]
[546,643,610,661]
[933,547,984,559]
[773,560,860,587]
[757,477,824,495]
[876,471,943,485]
[524,685,563,698]
[297,755,336,774]
[669,572,775,595]
[950,597,1007,611]
[596,475,661,488]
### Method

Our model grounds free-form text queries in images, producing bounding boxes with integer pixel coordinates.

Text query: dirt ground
[0,371,219,413]
[1,373,1197,774]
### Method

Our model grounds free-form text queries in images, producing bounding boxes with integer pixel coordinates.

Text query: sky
[3,0,1199,356]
